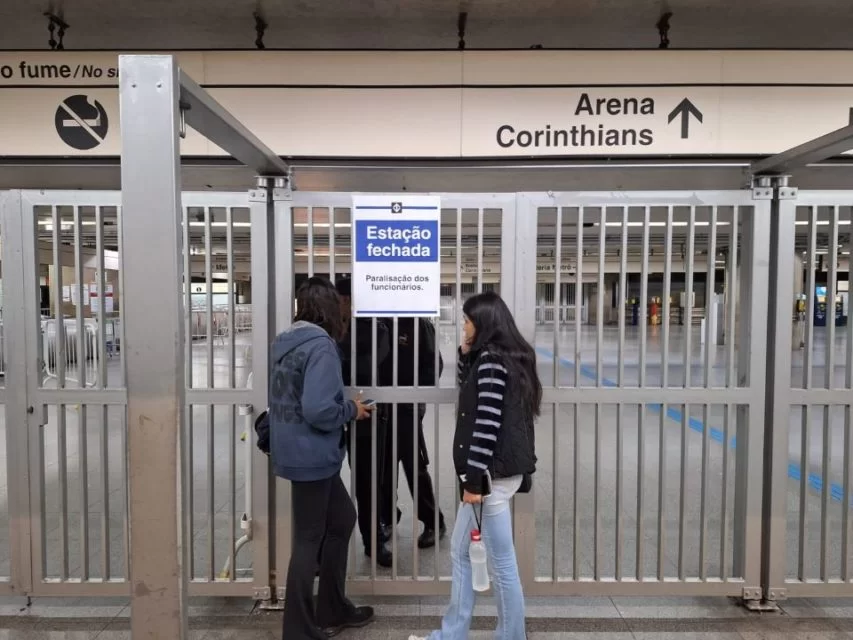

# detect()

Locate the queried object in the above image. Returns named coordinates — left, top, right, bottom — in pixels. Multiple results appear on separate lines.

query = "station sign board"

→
left=2, top=50, right=853, bottom=158
left=351, top=195, right=441, bottom=317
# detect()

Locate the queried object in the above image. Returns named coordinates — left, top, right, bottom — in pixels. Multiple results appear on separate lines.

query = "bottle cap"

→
left=470, top=529, right=481, bottom=542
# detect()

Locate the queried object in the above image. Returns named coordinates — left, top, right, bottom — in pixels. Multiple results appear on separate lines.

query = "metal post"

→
left=119, top=55, right=188, bottom=638
left=273, top=177, right=294, bottom=604
left=758, top=175, right=798, bottom=606
left=248, top=177, right=276, bottom=604
left=508, top=194, right=537, bottom=583
left=0, top=190, right=34, bottom=594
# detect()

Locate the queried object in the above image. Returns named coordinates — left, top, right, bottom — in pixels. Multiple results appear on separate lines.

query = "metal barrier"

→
left=763, top=191, right=853, bottom=602
left=0, top=187, right=850, bottom=605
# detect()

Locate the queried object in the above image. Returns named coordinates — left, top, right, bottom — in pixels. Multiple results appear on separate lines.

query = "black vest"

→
left=453, top=351, right=537, bottom=481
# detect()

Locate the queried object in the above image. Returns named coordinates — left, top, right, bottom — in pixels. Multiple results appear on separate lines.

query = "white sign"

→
left=351, top=195, right=441, bottom=317
left=3, top=51, right=853, bottom=158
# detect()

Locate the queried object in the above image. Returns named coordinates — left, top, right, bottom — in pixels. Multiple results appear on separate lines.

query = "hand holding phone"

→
left=354, top=391, right=375, bottom=420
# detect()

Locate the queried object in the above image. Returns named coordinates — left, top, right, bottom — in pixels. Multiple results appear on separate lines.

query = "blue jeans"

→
left=428, top=475, right=525, bottom=640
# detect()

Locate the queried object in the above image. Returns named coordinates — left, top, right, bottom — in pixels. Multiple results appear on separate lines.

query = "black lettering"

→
left=639, top=129, right=654, bottom=146
left=107, top=68, right=118, bottom=78
left=597, top=124, right=606, bottom=146
left=59, top=65, right=71, bottom=79
left=641, top=98, right=654, bottom=115
left=605, top=129, right=621, bottom=146
left=621, top=128, right=637, bottom=145
left=623, top=97, right=638, bottom=114
left=607, top=98, right=621, bottom=115
left=496, top=125, right=515, bottom=148
left=516, top=130, right=532, bottom=148
left=553, top=128, right=569, bottom=147
left=534, top=129, right=545, bottom=146
left=0, top=65, right=12, bottom=79
left=575, top=92, right=593, bottom=116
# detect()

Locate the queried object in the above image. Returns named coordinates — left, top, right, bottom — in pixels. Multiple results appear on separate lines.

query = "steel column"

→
left=118, top=55, right=188, bottom=638
left=508, top=194, right=538, bottom=584
left=272, top=180, right=294, bottom=603
left=758, top=177, right=798, bottom=604
left=0, top=191, right=34, bottom=594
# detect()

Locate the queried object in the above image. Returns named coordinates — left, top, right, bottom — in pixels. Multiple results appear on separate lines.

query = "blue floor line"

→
left=536, top=347, right=848, bottom=504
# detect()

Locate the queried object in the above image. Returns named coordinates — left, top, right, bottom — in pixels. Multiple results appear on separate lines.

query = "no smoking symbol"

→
left=55, top=95, right=109, bottom=151
left=391, top=202, right=403, bottom=214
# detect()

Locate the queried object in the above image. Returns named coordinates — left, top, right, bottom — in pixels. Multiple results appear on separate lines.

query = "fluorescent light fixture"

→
left=598, top=221, right=731, bottom=228
left=795, top=220, right=852, bottom=227
left=188, top=221, right=251, bottom=228
left=293, top=222, right=351, bottom=229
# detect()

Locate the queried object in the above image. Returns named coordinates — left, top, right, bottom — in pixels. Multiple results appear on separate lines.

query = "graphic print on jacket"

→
left=268, top=321, right=357, bottom=482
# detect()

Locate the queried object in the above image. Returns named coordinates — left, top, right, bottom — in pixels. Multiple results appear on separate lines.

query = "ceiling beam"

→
left=178, top=70, right=289, bottom=177
left=750, top=108, right=853, bottom=176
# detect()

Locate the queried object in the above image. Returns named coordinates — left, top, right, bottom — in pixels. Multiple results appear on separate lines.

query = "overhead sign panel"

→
left=2, top=50, right=853, bottom=158
left=351, top=195, right=441, bottom=317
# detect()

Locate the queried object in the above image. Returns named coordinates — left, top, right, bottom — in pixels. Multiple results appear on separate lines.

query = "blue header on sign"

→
left=355, top=220, right=439, bottom=263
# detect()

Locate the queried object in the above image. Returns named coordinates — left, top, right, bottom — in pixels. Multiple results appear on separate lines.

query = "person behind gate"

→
left=381, top=316, right=447, bottom=551
left=335, top=277, right=397, bottom=568
left=411, top=291, right=540, bottom=640
left=268, top=276, right=375, bottom=640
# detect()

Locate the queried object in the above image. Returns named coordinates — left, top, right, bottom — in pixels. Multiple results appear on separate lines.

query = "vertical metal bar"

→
left=573, top=207, right=583, bottom=581
left=726, top=207, right=740, bottom=388
left=658, top=205, right=674, bottom=580
left=412, top=318, right=420, bottom=579
left=184, top=208, right=193, bottom=389
left=58, top=404, right=69, bottom=580
left=575, top=208, right=584, bottom=386
left=1, top=190, right=35, bottom=594
left=205, top=208, right=213, bottom=389
left=799, top=207, right=817, bottom=579
left=704, top=207, right=718, bottom=387
left=684, top=207, right=696, bottom=388
left=433, top=315, right=441, bottom=582
left=573, top=402, right=580, bottom=580
left=226, top=208, right=237, bottom=582
left=307, top=207, right=315, bottom=277
left=844, top=208, right=853, bottom=583
left=597, top=208, right=606, bottom=386
left=391, top=317, right=399, bottom=579
left=95, top=207, right=111, bottom=579
left=73, top=206, right=90, bottom=579
left=615, top=207, right=627, bottom=582
left=820, top=206, right=840, bottom=581
left=594, top=403, right=601, bottom=580
left=552, top=207, right=562, bottom=580
left=52, top=205, right=66, bottom=388
left=119, top=55, right=188, bottom=637
left=370, top=318, right=378, bottom=580
left=699, top=402, right=710, bottom=580
left=721, top=402, right=733, bottom=579
left=477, top=208, right=484, bottom=293
left=329, top=208, right=336, bottom=279
left=637, top=205, right=650, bottom=580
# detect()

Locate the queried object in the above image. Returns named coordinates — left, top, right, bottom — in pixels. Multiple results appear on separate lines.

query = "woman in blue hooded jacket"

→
left=269, top=277, right=374, bottom=640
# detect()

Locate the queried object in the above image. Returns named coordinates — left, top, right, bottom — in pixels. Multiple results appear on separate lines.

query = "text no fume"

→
left=496, top=93, right=656, bottom=150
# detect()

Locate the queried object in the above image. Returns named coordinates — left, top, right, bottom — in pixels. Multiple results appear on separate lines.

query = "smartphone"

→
left=362, top=398, right=377, bottom=408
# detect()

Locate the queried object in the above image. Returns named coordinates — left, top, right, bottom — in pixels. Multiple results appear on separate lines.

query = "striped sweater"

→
left=457, top=349, right=508, bottom=491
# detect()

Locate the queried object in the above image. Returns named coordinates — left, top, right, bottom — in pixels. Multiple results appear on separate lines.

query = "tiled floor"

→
left=0, top=596, right=853, bottom=639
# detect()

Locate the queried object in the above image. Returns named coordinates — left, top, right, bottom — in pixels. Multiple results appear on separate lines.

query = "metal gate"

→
left=0, top=186, right=849, bottom=602
left=762, top=190, right=853, bottom=602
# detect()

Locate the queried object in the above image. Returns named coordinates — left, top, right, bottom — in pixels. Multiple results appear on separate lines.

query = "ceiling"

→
left=1, top=0, right=853, bottom=50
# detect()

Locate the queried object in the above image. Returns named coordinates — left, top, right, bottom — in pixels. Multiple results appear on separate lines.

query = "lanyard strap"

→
left=473, top=501, right=484, bottom=533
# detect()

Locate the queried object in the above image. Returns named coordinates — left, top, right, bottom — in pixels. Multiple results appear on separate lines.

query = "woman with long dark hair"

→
left=411, top=291, right=541, bottom=640
left=269, top=276, right=374, bottom=639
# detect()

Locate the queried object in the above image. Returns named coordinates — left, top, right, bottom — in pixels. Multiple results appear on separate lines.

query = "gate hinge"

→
left=741, top=586, right=762, bottom=602
left=766, top=586, right=787, bottom=602
left=253, top=586, right=271, bottom=601
left=751, top=175, right=798, bottom=201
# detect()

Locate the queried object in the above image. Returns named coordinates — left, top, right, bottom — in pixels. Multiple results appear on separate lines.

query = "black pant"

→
left=385, top=403, right=444, bottom=529
left=346, top=416, right=394, bottom=549
left=282, top=474, right=357, bottom=640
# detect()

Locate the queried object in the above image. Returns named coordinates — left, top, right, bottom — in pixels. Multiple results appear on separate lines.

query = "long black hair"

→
left=294, top=276, right=346, bottom=341
left=462, top=291, right=542, bottom=416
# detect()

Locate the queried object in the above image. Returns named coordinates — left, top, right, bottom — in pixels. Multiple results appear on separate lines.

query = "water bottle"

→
left=470, top=530, right=489, bottom=592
